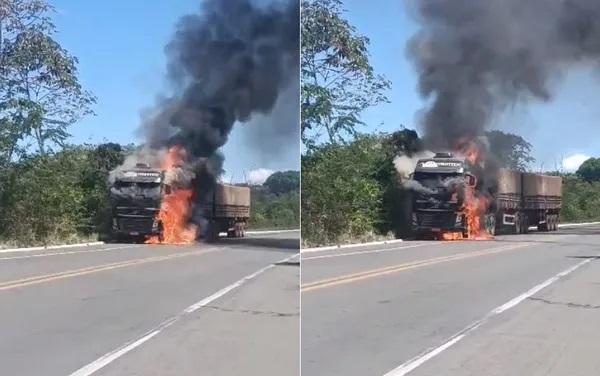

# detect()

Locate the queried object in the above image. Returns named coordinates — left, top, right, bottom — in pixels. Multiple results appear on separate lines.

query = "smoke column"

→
left=407, top=0, right=600, bottom=151
left=140, top=0, right=299, bottom=163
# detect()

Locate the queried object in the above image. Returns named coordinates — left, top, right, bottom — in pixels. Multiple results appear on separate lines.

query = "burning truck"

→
left=109, top=162, right=250, bottom=243
left=409, top=152, right=562, bottom=240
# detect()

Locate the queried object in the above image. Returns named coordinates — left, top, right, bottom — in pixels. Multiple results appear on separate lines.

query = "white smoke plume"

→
left=247, top=168, right=274, bottom=185
left=393, top=151, right=434, bottom=180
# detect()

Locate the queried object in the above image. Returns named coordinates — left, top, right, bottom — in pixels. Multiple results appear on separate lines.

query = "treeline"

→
left=249, top=171, right=300, bottom=230
left=301, top=130, right=600, bottom=247
left=0, top=144, right=126, bottom=246
left=302, top=130, right=417, bottom=247
left=0, top=144, right=299, bottom=247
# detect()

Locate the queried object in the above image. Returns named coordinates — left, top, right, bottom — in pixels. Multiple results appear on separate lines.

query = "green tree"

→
left=576, top=157, right=600, bottom=182
left=0, top=0, right=95, bottom=163
left=264, top=170, right=299, bottom=195
left=485, top=130, right=535, bottom=171
left=301, top=0, right=390, bottom=147
left=302, top=134, right=388, bottom=245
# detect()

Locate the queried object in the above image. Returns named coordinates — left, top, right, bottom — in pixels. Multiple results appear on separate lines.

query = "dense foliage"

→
left=0, top=0, right=96, bottom=164
left=485, top=130, right=535, bottom=171
left=264, top=170, right=300, bottom=195
left=301, top=0, right=390, bottom=147
left=250, top=186, right=299, bottom=230
left=0, top=144, right=124, bottom=246
left=576, top=157, right=600, bottom=182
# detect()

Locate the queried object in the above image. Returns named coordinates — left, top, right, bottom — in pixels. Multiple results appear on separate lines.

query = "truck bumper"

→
left=112, top=217, right=161, bottom=236
left=412, top=212, right=466, bottom=233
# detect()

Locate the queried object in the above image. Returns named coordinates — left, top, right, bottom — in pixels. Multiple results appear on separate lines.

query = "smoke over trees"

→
left=140, top=0, right=299, bottom=166
left=407, top=0, right=600, bottom=152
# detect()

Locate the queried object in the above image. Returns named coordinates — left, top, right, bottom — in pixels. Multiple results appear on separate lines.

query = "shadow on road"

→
left=217, top=236, right=300, bottom=251
left=567, top=255, right=600, bottom=260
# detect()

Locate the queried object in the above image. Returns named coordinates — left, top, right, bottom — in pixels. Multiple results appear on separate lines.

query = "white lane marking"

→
left=302, top=243, right=431, bottom=260
left=383, top=256, right=594, bottom=376
left=68, top=252, right=299, bottom=376
left=0, top=241, right=105, bottom=254
left=0, top=245, right=139, bottom=261
left=302, top=239, right=404, bottom=253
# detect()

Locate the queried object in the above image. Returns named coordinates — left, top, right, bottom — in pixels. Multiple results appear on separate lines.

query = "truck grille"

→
left=416, top=212, right=456, bottom=228
left=118, top=218, right=155, bottom=233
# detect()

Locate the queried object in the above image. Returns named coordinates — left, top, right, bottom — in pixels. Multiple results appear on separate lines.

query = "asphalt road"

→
left=301, top=225, right=600, bottom=376
left=0, top=231, right=299, bottom=376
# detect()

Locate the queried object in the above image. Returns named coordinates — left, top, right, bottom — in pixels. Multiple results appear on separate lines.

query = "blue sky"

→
left=52, top=0, right=299, bottom=182
left=343, top=0, right=600, bottom=172
left=52, top=0, right=600, bottom=176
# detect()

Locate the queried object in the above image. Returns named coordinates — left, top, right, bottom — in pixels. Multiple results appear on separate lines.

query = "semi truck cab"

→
left=109, top=164, right=164, bottom=241
left=410, top=153, right=477, bottom=239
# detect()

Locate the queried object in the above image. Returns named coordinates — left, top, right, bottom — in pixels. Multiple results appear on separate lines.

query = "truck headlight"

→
left=455, top=214, right=463, bottom=224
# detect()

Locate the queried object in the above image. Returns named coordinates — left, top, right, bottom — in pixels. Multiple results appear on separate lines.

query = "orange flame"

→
left=456, top=139, right=484, bottom=167
left=463, top=186, right=492, bottom=240
left=146, top=146, right=198, bottom=245
left=441, top=232, right=463, bottom=241
left=439, top=140, right=493, bottom=241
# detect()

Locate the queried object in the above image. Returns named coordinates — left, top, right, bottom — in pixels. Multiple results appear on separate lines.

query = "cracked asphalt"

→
left=0, top=231, right=299, bottom=376
left=302, top=224, right=600, bottom=376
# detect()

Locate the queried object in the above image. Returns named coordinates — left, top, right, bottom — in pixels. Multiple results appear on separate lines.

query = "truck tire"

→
left=484, top=214, right=496, bottom=236
left=521, top=215, right=529, bottom=234
left=514, top=214, right=522, bottom=235
left=538, top=214, right=549, bottom=232
left=551, top=215, right=558, bottom=231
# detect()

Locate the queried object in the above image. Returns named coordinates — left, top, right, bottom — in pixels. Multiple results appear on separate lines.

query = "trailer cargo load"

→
left=204, top=184, right=251, bottom=241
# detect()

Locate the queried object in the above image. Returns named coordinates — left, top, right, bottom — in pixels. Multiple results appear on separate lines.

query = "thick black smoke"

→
left=135, top=0, right=298, bottom=234
left=141, top=0, right=299, bottom=160
left=407, top=0, right=600, bottom=151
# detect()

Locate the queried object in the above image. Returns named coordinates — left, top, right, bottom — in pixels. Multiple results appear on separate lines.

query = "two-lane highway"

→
left=301, top=225, right=600, bottom=376
left=0, top=231, right=299, bottom=376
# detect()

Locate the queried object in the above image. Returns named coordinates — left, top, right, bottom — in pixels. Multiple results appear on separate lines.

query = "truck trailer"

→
left=203, top=184, right=251, bottom=241
left=109, top=164, right=250, bottom=242
left=410, top=153, right=562, bottom=238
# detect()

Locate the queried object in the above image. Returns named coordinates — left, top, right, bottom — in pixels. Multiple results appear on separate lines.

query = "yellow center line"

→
left=301, top=243, right=531, bottom=292
left=0, top=248, right=219, bottom=291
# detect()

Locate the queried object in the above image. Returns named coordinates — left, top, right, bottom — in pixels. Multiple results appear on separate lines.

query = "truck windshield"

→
left=111, top=181, right=160, bottom=196
left=413, top=172, right=462, bottom=189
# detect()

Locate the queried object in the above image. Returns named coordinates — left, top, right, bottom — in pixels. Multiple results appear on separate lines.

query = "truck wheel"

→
left=227, top=229, right=235, bottom=238
left=552, top=215, right=558, bottom=231
left=484, top=214, right=496, bottom=236
left=521, top=215, right=529, bottom=234
left=514, top=214, right=522, bottom=235
left=538, top=214, right=549, bottom=232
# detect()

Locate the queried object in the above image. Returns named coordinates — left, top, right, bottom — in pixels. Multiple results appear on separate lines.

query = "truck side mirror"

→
left=465, top=173, right=477, bottom=187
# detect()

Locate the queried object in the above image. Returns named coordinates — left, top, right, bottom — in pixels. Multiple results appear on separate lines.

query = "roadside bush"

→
left=249, top=186, right=299, bottom=229
left=0, top=144, right=125, bottom=246
left=301, top=135, right=388, bottom=246
left=561, top=176, right=600, bottom=223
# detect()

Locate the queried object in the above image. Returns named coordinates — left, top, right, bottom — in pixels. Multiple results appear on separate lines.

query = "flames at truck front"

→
left=145, top=146, right=198, bottom=245
left=439, top=140, right=492, bottom=241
